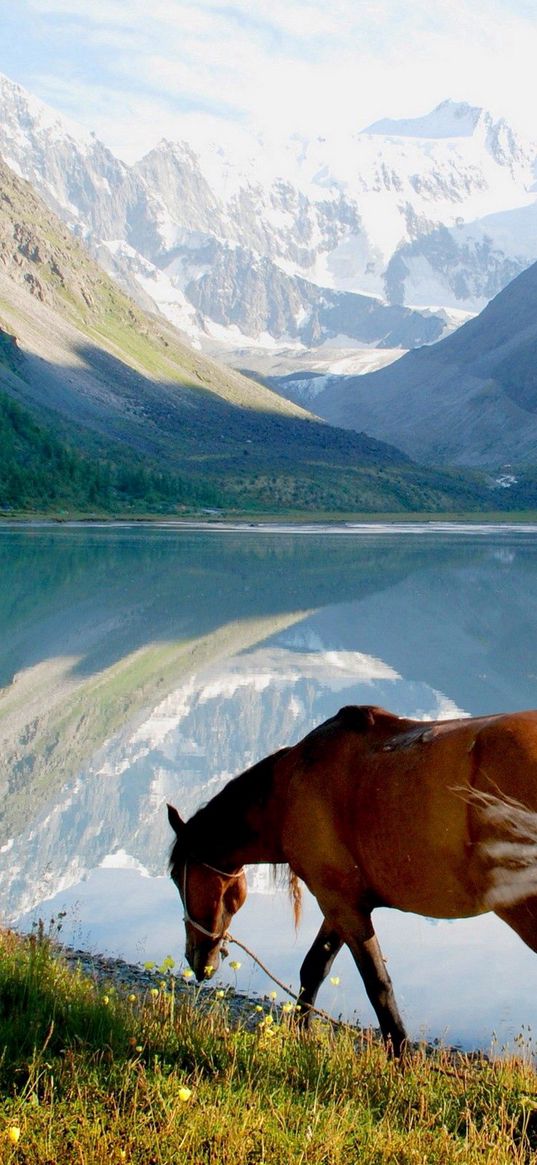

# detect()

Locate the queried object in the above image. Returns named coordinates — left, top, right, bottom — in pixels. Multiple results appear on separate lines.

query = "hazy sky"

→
left=1, top=0, right=535, bottom=161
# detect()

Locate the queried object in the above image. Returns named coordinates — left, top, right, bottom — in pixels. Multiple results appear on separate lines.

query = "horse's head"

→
left=167, top=803, right=248, bottom=980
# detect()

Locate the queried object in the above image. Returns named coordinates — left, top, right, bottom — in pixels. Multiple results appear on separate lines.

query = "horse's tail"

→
left=467, top=787, right=537, bottom=908
left=271, top=865, right=303, bottom=928
left=288, top=870, right=302, bottom=928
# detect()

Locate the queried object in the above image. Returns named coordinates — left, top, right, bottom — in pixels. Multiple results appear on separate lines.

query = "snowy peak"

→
left=363, top=99, right=484, bottom=140
left=361, top=99, right=534, bottom=175
left=364, top=99, right=489, bottom=140
left=135, top=138, right=223, bottom=246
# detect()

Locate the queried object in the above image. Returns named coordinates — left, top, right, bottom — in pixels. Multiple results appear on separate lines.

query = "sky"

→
left=0, top=0, right=536, bottom=163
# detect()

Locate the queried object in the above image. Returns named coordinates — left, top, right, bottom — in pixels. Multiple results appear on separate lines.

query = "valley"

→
left=1, top=73, right=537, bottom=517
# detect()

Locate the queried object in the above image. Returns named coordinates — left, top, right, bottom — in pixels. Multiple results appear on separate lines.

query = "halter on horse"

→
left=168, top=704, right=537, bottom=1056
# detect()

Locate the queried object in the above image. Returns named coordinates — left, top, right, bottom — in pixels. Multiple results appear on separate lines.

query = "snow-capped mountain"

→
left=1, top=73, right=536, bottom=361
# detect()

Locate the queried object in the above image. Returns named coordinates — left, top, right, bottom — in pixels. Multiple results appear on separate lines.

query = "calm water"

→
left=2, top=521, right=537, bottom=1050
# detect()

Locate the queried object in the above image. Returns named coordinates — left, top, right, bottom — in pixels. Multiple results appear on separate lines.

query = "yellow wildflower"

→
left=182, top=968, right=194, bottom=980
left=128, top=993, right=136, bottom=1003
left=102, top=995, right=110, bottom=1006
left=282, top=1002, right=293, bottom=1013
left=229, top=960, right=241, bottom=971
left=7, top=1127, right=21, bottom=1144
left=269, top=991, right=277, bottom=1000
left=150, top=988, right=159, bottom=997
left=330, top=976, right=340, bottom=986
left=178, top=1086, right=192, bottom=1102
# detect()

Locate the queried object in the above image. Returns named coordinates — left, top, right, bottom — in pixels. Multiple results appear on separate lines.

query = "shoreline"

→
left=55, top=942, right=482, bottom=1056
left=58, top=941, right=277, bottom=1028
left=2, top=514, right=537, bottom=534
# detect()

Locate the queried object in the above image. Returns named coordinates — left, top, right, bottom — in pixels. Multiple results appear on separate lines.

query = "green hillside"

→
left=0, top=368, right=492, bottom=516
left=0, top=381, right=224, bottom=514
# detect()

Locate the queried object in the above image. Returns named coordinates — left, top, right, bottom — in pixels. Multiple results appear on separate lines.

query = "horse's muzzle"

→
left=187, top=939, right=221, bottom=982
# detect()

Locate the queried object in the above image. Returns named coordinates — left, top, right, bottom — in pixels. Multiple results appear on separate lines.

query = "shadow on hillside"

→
left=14, top=339, right=408, bottom=470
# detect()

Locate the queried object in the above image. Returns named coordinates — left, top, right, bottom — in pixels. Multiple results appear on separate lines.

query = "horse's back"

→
left=280, top=705, right=537, bottom=920
left=280, top=705, right=475, bottom=915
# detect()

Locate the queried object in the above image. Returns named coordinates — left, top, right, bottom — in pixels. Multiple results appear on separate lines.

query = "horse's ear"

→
left=167, top=803, right=184, bottom=835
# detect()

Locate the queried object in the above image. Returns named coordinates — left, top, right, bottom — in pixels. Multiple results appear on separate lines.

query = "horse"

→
left=167, top=704, right=537, bottom=1056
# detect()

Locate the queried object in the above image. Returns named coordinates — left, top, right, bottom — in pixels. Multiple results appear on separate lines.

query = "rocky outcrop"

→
left=181, top=240, right=445, bottom=347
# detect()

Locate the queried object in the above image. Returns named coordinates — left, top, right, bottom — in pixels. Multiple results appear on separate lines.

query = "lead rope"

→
left=181, top=860, right=351, bottom=1031
left=223, top=934, right=452, bottom=1068
left=223, top=930, right=351, bottom=1030
left=223, top=935, right=463, bottom=1067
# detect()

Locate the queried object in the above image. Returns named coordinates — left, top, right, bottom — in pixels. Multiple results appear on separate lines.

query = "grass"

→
left=2, top=929, right=537, bottom=1163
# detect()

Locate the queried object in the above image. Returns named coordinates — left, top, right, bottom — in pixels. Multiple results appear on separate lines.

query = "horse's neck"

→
left=188, top=749, right=288, bottom=867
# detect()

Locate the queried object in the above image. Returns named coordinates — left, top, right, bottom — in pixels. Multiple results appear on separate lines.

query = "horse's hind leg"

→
left=496, top=898, right=537, bottom=954
left=296, top=920, right=343, bottom=1028
left=346, top=911, right=408, bottom=1058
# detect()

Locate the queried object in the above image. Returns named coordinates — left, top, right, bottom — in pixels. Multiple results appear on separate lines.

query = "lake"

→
left=2, top=520, right=537, bottom=1052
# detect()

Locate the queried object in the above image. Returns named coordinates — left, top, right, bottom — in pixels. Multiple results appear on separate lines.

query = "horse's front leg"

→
left=346, top=910, right=408, bottom=1058
left=296, top=919, right=343, bottom=1028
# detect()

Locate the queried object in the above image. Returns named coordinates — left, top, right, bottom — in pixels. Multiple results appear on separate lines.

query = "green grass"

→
left=2, top=928, right=537, bottom=1164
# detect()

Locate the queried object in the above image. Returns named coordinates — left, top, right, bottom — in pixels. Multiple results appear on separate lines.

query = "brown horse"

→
left=168, top=704, right=537, bottom=1055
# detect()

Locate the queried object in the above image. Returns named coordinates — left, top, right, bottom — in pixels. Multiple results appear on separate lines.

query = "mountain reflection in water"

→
left=2, top=523, right=537, bottom=1050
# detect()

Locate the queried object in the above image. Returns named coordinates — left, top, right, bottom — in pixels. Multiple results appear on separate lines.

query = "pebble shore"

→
left=56, top=945, right=478, bottom=1057
left=59, top=944, right=278, bottom=1026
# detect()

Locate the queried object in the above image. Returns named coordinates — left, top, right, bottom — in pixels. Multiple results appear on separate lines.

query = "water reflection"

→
left=2, top=524, right=537, bottom=1049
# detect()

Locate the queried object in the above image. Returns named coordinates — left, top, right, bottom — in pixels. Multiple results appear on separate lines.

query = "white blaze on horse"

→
left=168, top=705, right=537, bottom=1056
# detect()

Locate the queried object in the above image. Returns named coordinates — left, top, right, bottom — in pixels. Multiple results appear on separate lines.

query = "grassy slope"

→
left=1, top=927, right=537, bottom=1164
left=0, top=351, right=494, bottom=516
left=0, top=159, right=310, bottom=420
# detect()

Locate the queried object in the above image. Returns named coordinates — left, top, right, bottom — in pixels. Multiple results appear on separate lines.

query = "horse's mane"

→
left=171, top=746, right=302, bottom=926
left=182, top=746, right=287, bottom=853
